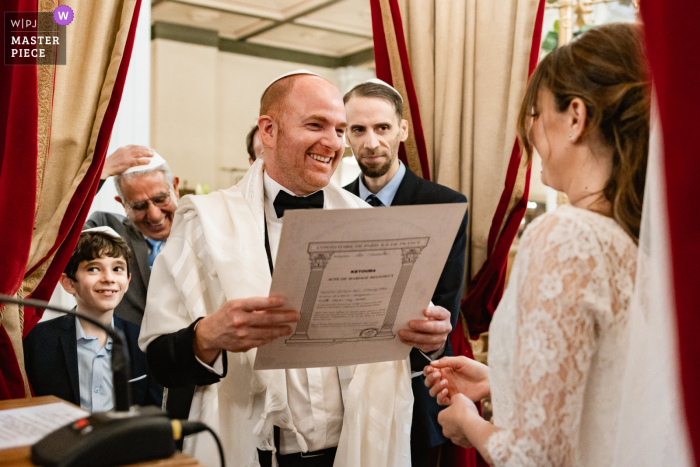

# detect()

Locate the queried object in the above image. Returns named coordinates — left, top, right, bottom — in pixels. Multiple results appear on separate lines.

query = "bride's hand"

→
left=424, top=356, right=490, bottom=405
left=437, top=394, right=479, bottom=448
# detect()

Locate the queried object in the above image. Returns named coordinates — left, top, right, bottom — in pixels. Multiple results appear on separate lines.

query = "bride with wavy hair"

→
left=424, top=22, right=650, bottom=467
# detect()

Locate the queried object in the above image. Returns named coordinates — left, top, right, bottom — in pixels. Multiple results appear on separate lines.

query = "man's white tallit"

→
left=139, top=158, right=413, bottom=467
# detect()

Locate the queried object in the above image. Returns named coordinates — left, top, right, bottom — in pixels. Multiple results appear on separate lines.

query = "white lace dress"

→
left=486, top=205, right=638, bottom=467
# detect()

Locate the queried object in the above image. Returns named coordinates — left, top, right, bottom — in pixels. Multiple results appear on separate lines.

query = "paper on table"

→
left=0, top=402, right=89, bottom=450
left=254, top=203, right=467, bottom=370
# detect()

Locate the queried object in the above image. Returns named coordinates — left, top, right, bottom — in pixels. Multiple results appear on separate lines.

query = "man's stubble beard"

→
left=358, top=154, right=394, bottom=178
left=356, top=131, right=401, bottom=179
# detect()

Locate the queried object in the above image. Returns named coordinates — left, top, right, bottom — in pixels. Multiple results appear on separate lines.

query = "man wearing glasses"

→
left=86, top=147, right=180, bottom=327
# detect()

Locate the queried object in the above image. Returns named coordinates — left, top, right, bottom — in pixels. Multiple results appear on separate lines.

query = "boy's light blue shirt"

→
left=358, top=160, right=406, bottom=207
left=75, top=317, right=114, bottom=412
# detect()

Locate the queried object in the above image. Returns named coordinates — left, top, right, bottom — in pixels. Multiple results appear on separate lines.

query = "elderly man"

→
left=86, top=146, right=179, bottom=326
left=139, top=71, right=453, bottom=467
left=343, top=79, right=469, bottom=467
left=246, top=124, right=264, bottom=165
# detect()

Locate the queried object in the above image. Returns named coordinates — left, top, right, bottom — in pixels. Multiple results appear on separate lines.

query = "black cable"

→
left=202, top=425, right=225, bottom=467
left=179, top=421, right=226, bottom=467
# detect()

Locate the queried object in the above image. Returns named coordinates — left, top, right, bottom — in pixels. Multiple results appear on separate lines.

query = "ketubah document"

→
left=254, top=203, right=467, bottom=370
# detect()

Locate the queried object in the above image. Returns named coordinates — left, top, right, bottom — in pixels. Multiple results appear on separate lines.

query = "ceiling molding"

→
left=341, top=47, right=374, bottom=66
left=151, top=21, right=219, bottom=47
left=171, top=0, right=332, bottom=21
left=152, top=20, right=373, bottom=68
left=237, top=0, right=343, bottom=40
left=246, top=23, right=373, bottom=57
left=294, top=0, right=373, bottom=37
left=289, top=20, right=371, bottom=39
left=156, top=0, right=359, bottom=44
left=219, top=37, right=343, bottom=67
left=163, top=0, right=271, bottom=21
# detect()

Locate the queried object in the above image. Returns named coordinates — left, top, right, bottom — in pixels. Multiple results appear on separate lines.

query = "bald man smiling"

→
left=139, top=72, right=453, bottom=467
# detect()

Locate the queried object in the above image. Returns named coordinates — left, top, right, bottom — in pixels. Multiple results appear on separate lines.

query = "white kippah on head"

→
left=363, top=78, right=403, bottom=102
left=122, top=151, right=167, bottom=175
left=81, top=226, right=123, bottom=240
left=261, top=69, right=322, bottom=101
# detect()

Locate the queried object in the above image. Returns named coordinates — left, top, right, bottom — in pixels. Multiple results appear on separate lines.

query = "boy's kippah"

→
left=82, top=226, right=122, bottom=239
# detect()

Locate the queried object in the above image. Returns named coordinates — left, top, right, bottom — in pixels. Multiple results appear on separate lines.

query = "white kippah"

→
left=261, top=69, right=322, bottom=102
left=122, top=151, right=167, bottom=175
left=363, top=78, right=403, bottom=102
left=81, top=226, right=122, bottom=240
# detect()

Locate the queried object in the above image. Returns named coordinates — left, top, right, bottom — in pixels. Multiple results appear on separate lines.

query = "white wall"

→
left=151, top=39, right=218, bottom=193
left=151, top=39, right=375, bottom=191
left=92, top=0, right=151, bottom=217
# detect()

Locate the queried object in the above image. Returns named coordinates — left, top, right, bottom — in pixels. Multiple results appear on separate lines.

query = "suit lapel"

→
left=345, top=177, right=361, bottom=197
left=390, top=167, right=420, bottom=206
left=113, top=317, right=134, bottom=378
left=58, top=315, right=80, bottom=404
left=125, top=219, right=151, bottom=287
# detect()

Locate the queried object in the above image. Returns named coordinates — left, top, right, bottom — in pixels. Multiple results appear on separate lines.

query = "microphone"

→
left=0, top=294, right=226, bottom=467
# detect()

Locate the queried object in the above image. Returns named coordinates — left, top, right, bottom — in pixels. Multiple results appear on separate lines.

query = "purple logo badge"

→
left=53, top=5, right=74, bottom=26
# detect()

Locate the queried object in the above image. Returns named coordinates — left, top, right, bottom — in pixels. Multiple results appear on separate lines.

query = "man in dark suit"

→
left=343, top=80, right=469, bottom=467
left=86, top=149, right=180, bottom=326
left=24, top=228, right=162, bottom=410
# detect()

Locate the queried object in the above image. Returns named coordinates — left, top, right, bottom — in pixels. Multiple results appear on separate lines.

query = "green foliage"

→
left=542, top=30, right=559, bottom=52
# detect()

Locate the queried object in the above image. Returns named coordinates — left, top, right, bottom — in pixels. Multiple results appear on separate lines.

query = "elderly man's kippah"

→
left=261, top=69, right=322, bottom=102
left=122, top=151, right=167, bottom=175
left=363, top=78, right=403, bottom=102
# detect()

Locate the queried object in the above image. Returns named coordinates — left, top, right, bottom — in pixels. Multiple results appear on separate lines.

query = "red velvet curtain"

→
left=640, top=2, right=700, bottom=465
left=370, top=0, right=431, bottom=181
left=0, top=0, right=142, bottom=399
left=0, top=0, right=40, bottom=400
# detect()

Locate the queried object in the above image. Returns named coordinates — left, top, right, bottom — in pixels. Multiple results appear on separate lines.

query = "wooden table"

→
left=0, top=396, right=202, bottom=467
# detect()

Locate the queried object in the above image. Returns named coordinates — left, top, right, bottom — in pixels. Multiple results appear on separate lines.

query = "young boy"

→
left=24, top=227, right=162, bottom=411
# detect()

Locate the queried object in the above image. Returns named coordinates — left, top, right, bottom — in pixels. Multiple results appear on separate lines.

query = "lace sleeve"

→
left=486, top=213, right=606, bottom=467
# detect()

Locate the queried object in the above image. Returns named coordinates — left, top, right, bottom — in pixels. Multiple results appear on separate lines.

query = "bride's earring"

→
left=568, top=134, right=574, bottom=141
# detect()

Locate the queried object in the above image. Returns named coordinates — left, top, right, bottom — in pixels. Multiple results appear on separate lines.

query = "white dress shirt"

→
left=198, top=173, right=344, bottom=455
left=263, top=173, right=344, bottom=454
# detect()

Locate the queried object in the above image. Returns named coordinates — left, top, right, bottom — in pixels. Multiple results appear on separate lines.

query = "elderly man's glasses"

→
left=127, top=189, right=172, bottom=212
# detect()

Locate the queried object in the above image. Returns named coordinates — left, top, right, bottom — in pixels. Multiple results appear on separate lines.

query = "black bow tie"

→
left=273, top=190, right=324, bottom=218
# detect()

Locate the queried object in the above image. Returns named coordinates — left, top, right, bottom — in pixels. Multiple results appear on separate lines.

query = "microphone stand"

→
left=0, top=293, right=131, bottom=411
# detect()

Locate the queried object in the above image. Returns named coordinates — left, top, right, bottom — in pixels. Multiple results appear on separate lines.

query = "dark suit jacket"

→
left=85, top=212, right=151, bottom=326
left=147, top=319, right=228, bottom=420
left=23, top=314, right=162, bottom=408
left=344, top=168, right=469, bottom=455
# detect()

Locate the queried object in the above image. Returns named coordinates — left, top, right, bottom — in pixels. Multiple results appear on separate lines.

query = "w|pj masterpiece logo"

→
left=4, top=6, right=71, bottom=66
